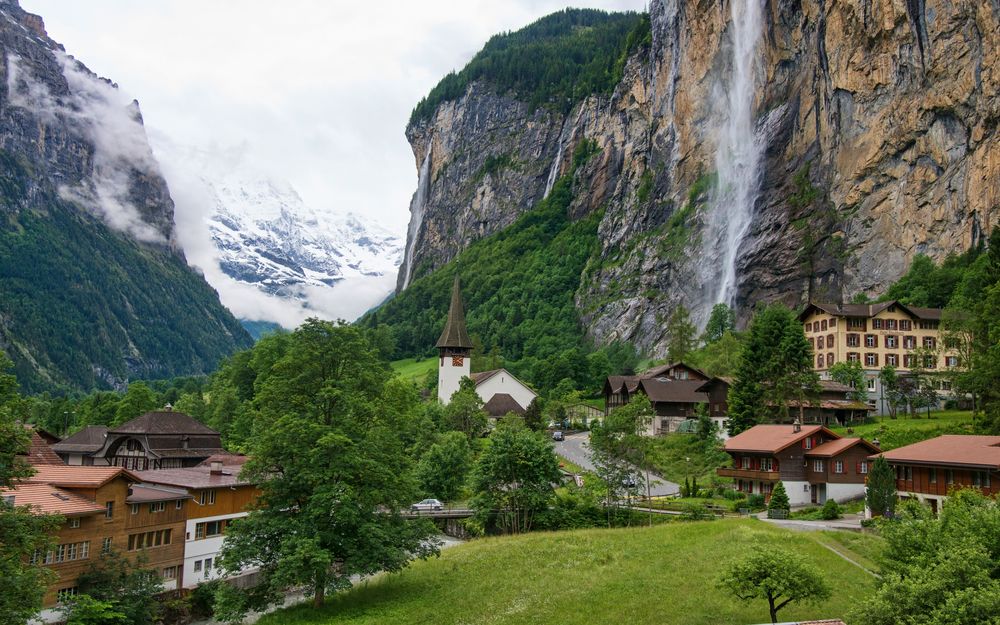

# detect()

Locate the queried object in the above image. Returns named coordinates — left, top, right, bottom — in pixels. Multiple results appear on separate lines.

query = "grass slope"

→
left=391, top=357, right=437, bottom=385
left=260, top=520, right=877, bottom=625
left=829, top=410, right=974, bottom=451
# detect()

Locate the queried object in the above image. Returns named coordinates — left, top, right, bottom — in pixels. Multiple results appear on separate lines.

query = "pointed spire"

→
left=436, top=276, right=473, bottom=349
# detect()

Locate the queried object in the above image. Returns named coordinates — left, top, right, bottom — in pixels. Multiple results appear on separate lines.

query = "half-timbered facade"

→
left=87, top=407, right=225, bottom=470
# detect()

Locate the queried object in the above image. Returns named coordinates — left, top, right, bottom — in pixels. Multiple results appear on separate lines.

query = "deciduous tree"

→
left=416, top=431, right=472, bottom=501
left=718, top=543, right=831, bottom=624
left=702, top=303, right=736, bottom=344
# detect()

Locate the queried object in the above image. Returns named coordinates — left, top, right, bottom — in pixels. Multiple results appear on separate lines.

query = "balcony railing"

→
left=717, top=467, right=780, bottom=481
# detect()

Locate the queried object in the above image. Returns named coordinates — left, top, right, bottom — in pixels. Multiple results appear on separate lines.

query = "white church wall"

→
left=475, top=371, right=536, bottom=410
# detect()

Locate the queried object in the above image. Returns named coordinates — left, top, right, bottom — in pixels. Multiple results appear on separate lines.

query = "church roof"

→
left=436, top=276, right=473, bottom=349
left=482, top=393, right=527, bottom=417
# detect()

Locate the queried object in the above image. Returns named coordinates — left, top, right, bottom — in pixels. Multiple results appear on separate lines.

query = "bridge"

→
left=400, top=507, right=474, bottom=520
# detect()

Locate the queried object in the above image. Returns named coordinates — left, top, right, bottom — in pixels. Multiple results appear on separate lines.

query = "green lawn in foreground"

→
left=829, top=410, right=974, bottom=451
left=390, top=357, right=437, bottom=384
left=258, top=520, right=878, bottom=625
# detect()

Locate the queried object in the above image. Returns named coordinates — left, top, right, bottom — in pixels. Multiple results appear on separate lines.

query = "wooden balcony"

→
left=717, top=467, right=781, bottom=481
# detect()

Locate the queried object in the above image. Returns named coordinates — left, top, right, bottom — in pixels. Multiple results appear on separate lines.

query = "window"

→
left=904, top=336, right=916, bottom=349
left=199, top=490, right=217, bottom=506
left=947, top=469, right=954, bottom=484
left=867, top=377, right=876, bottom=390
left=946, top=356, right=960, bottom=367
left=886, top=319, right=897, bottom=330
left=925, top=355, right=937, bottom=369
left=805, top=322, right=813, bottom=332
left=813, top=460, right=825, bottom=472
left=131, top=504, right=139, bottom=515
left=808, top=337, right=815, bottom=349
left=69, top=517, right=81, bottom=529
left=204, top=558, right=213, bottom=572
left=827, top=334, right=835, bottom=346
left=904, top=466, right=913, bottom=481
left=859, top=461, right=869, bottom=475
left=903, top=354, right=915, bottom=368
left=194, top=560, right=202, bottom=572
left=923, top=336, right=936, bottom=349
left=149, top=502, right=165, bottom=513
left=885, top=335, right=898, bottom=348
left=847, top=333, right=860, bottom=347
left=847, top=352, right=860, bottom=363
left=865, top=334, right=877, bottom=348
left=102, top=537, right=113, bottom=553
left=834, top=460, right=844, bottom=473
left=195, top=520, right=225, bottom=540
left=163, top=566, right=178, bottom=580
left=830, top=318, right=837, bottom=327
left=176, top=499, right=184, bottom=510
left=128, top=530, right=171, bottom=551
left=827, top=352, right=835, bottom=365
left=105, top=501, right=114, bottom=519
left=817, top=354, right=825, bottom=368
left=50, top=541, right=89, bottom=564
left=873, top=318, right=884, bottom=329
left=821, top=320, right=828, bottom=331
left=760, top=458, right=773, bottom=472
left=817, top=336, right=825, bottom=349
left=866, top=353, right=878, bottom=367
left=848, top=318, right=866, bottom=330
left=972, top=472, right=991, bottom=488
left=57, top=587, right=78, bottom=603
left=804, top=438, right=813, bottom=450
left=886, top=354, right=898, bottom=367
left=929, top=468, right=937, bottom=483
left=900, top=319, right=912, bottom=331
left=741, top=456, right=750, bottom=469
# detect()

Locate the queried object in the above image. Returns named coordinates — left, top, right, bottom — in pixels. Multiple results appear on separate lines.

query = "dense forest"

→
left=0, top=149, right=253, bottom=393
left=410, top=9, right=649, bottom=123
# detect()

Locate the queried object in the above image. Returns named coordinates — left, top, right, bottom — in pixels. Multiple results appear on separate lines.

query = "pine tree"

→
left=866, top=455, right=897, bottom=518
left=702, top=303, right=736, bottom=344
left=666, top=305, right=697, bottom=362
left=767, top=481, right=790, bottom=519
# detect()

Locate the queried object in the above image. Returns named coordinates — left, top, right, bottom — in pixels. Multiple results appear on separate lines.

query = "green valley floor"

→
left=258, top=519, right=880, bottom=625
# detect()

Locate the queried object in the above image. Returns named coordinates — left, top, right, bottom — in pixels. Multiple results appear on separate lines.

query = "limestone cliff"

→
left=397, top=0, right=998, bottom=356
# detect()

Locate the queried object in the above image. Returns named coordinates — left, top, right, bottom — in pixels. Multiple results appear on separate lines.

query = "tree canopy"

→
left=718, top=543, right=831, bottom=624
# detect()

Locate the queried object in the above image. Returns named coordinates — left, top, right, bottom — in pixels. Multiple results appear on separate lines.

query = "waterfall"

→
left=401, top=148, right=432, bottom=290
left=703, top=0, right=765, bottom=308
left=543, top=140, right=564, bottom=198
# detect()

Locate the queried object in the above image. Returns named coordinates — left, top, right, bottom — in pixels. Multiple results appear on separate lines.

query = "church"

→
left=436, top=277, right=537, bottom=419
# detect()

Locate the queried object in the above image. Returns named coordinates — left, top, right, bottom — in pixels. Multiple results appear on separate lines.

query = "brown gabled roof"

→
left=876, top=435, right=1000, bottom=470
left=636, top=379, right=708, bottom=404
left=605, top=375, right=642, bottom=394
left=694, top=377, right=733, bottom=393
left=436, top=276, right=473, bottom=349
left=471, top=369, right=501, bottom=385
left=800, top=301, right=943, bottom=322
left=725, top=425, right=837, bottom=453
left=52, top=426, right=109, bottom=454
left=818, top=380, right=853, bottom=393
left=135, top=465, right=253, bottom=489
left=806, top=437, right=880, bottom=458
left=197, top=452, right=250, bottom=467
left=1, top=483, right=105, bottom=516
left=111, top=410, right=218, bottom=436
left=641, top=362, right=709, bottom=380
left=482, top=393, right=526, bottom=417
left=25, top=427, right=64, bottom=466
left=25, top=465, right=140, bottom=488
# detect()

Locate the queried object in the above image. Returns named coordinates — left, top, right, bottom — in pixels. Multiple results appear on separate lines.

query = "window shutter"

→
left=855, top=462, right=861, bottom=474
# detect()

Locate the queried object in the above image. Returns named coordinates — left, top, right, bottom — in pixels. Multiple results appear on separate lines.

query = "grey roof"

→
left=110, top=410, right=219, bottom=436
left=134, top=465, right=253, bottom=489
left=436, top=276, right=474, bottom=349
left=52, top=426, right=108, bottom=453
left=800, top=301, right=943, bottom=321
left=482, top=393, right=527, bottom=417
left=636, top=379, right=708, bottom=404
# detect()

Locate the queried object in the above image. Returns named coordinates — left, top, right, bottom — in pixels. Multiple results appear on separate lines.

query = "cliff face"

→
left=0, top=0, right=252, bottom=391
left=397, top=0, right=998, bottom=356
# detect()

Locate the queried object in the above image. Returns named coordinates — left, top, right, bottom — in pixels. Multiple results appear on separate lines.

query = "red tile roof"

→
left=877, top=435, right=1000, bottom=470
left=25, top=465, right=139, bottom=488
left=134, top=465, right=253, bottom=489
left=26, top=429, right=65, bottom=466
left=806, top=437, right=880, bottom=458
left=725, top=425, right=835, bottom=453
left=1, top=483, right=105, bottom=516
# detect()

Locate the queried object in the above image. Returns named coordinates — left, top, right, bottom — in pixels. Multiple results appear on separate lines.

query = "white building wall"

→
left=475, top=371, right=536, bottom=410
left=182, top=511, right=249, bottom=588
left=825, top=482, right=867, bottom=503
left=438, top=355, right=470, bottom=404
left=783, top=481, right=812, bottom=506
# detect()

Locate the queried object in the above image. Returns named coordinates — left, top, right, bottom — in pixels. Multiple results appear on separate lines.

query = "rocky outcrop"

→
left=398, top=0, right=998, bottom=357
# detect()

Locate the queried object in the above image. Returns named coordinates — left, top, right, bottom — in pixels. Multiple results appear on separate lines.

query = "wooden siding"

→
left=186, top=485, right=259, bottom=520
left=890, top=464, right=1000, bottom=497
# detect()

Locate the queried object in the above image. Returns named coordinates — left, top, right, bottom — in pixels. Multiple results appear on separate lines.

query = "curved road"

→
left=555, top=432, right=679, bottom=497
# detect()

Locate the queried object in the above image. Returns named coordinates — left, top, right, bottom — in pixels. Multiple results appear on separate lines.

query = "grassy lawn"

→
left=556, top=454, right=586, bottom=475
left=829, top=410, right=975, bottom=451
left=258, top=520, right=878, bottom=625
left=647, top=434, right=730, bottom=484
left=390, top=357, right=437, bottom=385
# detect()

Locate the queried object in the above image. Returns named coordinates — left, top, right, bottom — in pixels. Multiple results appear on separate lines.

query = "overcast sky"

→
left=23, top=0, right=646, bottom=235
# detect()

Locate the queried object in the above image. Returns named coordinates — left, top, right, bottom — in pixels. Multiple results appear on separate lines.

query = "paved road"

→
left=554, top=432, right=680, bottom=497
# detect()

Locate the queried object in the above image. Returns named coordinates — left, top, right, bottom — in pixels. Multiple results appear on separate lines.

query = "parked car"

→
left=410, top=498, right=444, bottom=512
left=622, top=475, right=638, bottom=489
left=552, top=430, right=565, bottom=441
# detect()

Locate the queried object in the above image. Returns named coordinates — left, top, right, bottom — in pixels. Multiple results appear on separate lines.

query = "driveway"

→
left=555, top=432, right=680, bottom=497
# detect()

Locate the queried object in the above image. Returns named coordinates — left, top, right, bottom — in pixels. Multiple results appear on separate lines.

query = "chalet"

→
left=799, top=301, right=963, bottom=414
left=84, top=407, right=225, bottom=470
left=874, top=435, right=1000, bottom=515
left=436, top=277, right=538, bottom=417
left=787, top=380, right=872, bottom=426
left=718, top=423, right=880, bottom=505
left=603, top=362, right=711, bottom=434
left=3, top=465, right=186, bottom=617
left=136, top=454, right=259, bottom=588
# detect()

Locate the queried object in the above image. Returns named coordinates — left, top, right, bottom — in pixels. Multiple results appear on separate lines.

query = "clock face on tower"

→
left=452, top=356, right=464, bottom=366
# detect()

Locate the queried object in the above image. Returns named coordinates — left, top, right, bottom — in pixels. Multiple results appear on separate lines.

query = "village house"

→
left=62, top=407, right=226, bottom=470
left=873, top=435, right=1000, bottom=515
left=437, top=277, right=538, bottom=418
left=799, top=301, right=963, bottom=414
left=135, top=454, right=259, bottom=588
left=603, top=362, right=711, bottom=434
left=718, top=423, right=879, bottom=505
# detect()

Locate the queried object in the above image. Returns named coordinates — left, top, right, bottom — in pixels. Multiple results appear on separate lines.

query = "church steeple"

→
left=436, top=276, right=473, bottom=350
left=437, top=276, right=472, bottom=403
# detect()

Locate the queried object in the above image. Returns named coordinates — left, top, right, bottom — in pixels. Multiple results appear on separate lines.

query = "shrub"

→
left=821, top=499, right=842, bottom=520
left=746, top=494, right=766, bottom=510
left=722, top=489, right=747, bottom=501
left=680, top=502, right=713, bottom=521
left=188, top=580, right=221, bottom=619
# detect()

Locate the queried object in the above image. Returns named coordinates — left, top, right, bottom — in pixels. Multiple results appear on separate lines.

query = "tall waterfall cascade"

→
left=702, top=0, right=766, bottom=309
left=401, top=149, right=433, bottom=290
left=543, top=140, right=565, bottom=198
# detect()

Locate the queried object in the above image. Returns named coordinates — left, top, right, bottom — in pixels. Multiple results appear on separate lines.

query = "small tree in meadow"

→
left=718, top=544, right=831, bottom=624
left=767, top=482, right=790, bottom=519
left=821, top=498, right=841, bottom=520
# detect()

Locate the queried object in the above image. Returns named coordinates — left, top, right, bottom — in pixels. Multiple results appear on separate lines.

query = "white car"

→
left=410, top=498, right=444, bottom=512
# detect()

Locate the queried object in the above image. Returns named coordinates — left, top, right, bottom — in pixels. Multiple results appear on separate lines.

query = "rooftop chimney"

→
left=793, top=418, right=801, bottom=433
left=872, top=438, right=881, bottom=449
left=210, top=461, right=223, bottom=475
left=164, top=403, right=173, bottom=412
